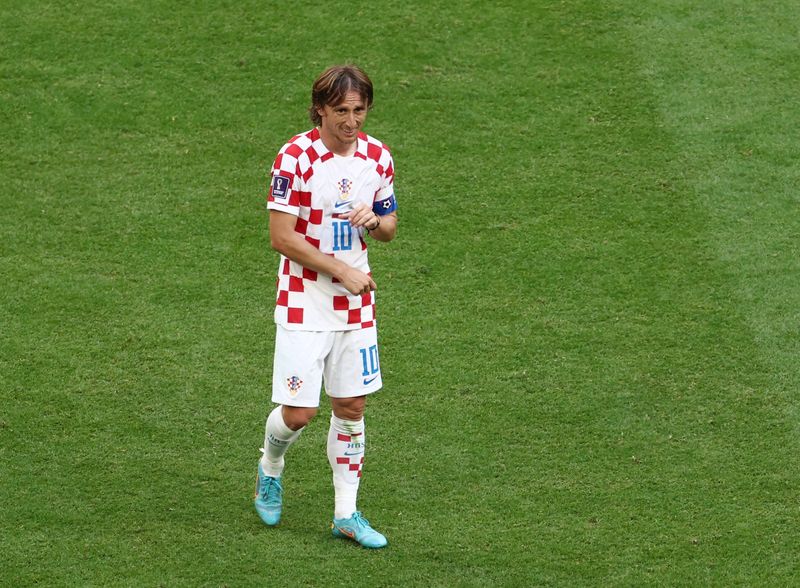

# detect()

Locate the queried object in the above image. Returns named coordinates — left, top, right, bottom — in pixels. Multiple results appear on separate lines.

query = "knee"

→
left=331, top=396, right=366, bottom=421
left=282, top=406, right=317, bottom=430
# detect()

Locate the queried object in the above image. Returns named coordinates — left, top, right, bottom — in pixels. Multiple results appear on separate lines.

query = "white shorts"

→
left=271, top=325, right=383, bottom=408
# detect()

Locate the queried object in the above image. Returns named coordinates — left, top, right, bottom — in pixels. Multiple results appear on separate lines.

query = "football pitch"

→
left=2, top=0, right=799, bottom=585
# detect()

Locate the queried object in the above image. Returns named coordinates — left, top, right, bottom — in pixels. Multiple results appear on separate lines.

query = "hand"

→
left=337, top=265, right=377, bottom=295
left=342, top=203, right=379, bottom=231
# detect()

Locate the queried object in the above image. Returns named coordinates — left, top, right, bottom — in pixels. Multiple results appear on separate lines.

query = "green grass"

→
left=2, top=0, right=799, bottom=585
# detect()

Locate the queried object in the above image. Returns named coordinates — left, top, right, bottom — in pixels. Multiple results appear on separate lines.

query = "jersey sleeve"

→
left=267, top=141, right=304, bottom=216
left=372, top=149, right=397, bottom=216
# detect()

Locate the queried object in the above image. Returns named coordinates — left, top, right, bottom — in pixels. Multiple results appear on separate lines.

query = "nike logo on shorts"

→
left=363, top=375, right=379, bottom=385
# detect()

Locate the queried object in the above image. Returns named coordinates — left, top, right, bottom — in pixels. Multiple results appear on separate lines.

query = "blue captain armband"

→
left=372, top=193, right=397, bottom=215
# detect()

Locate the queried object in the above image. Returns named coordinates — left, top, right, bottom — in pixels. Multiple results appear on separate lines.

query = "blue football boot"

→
left=331, top=511, right=388, bottom=549
left=254, top=464, right=282, bottom=526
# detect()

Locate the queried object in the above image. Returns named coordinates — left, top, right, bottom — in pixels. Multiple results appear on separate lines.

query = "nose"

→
left=346, top=112, right=357, bottom=128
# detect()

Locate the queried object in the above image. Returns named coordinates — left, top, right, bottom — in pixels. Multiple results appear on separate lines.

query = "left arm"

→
left=343, top=205, right=398, bottom=242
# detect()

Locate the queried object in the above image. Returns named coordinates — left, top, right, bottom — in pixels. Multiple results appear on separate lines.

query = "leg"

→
left=260, top=405, right=317, bottom=477
left=328, top=396, right=366, bottom=520
left=261, top=326, right=330, bottom=475
left=256, top=327, right=331, bottom=527
left=282, top=405, right=319, bottom=430
left=330, top=395, right=365, bottom=421
left=327, top=395, right=386, bottom=548
left=256, top=404, right=319, bottom=526
left=324, top=327, right=387, bottom=547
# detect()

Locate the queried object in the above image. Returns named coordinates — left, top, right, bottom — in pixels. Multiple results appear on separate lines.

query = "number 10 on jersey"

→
left=332, top=220, right=353, bottom=251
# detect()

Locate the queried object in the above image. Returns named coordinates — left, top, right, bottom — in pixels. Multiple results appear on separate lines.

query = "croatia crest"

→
left=286, top=375, right=303, bottom=396
left=336, top=178, right=352, bottom=200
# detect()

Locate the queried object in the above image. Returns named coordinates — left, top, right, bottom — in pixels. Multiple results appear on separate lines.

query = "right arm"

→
left=269, top=210, right=376, bottom=295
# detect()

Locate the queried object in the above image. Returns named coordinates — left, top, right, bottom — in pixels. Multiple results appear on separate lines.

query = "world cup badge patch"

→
left=271, top=175, right=291, bottom=200
left=336, top=178, right=353, bottom=200
left=286, top=375, right=303, bottom=397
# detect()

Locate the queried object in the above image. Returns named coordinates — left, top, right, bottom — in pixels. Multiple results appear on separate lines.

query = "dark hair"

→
left=308, top=65, right=374, bottom=126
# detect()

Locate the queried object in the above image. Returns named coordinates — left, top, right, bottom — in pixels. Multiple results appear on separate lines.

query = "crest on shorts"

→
left=336, top=178, right=353, bottom=200
left=286, top=375, right=303, bottom=396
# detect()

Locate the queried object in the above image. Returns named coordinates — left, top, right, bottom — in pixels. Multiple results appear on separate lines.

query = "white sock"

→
left=327, top=415, right=365, bottom=520
left=260, top=406, right=303, bottom=478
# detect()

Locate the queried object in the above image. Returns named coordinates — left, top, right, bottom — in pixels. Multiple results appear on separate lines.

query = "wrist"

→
left=330, top=258, right=351, bottom=282
left=366, top=216, right=381, bottom=233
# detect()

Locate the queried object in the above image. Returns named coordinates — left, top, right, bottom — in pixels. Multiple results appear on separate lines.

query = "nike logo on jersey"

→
left=334, top=200, right=353, bottom=209
left=363, top=375, right=379, bottom=385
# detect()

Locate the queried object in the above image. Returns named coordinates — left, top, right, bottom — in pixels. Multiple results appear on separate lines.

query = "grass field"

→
left=2, top=1, right=799, bottom=585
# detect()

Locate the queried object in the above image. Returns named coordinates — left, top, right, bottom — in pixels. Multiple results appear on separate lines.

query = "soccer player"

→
left=254, top=65, right=398, bottom=549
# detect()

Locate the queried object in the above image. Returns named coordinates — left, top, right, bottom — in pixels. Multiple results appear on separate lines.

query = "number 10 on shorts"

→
left=359, top=345, right=380, bottom=377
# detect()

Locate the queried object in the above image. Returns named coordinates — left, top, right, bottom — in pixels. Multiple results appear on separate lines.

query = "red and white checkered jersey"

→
left=267, top=127, right=396, bottom=331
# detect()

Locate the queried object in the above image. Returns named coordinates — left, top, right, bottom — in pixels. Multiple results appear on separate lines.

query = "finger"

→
left=355, top=214, right=374, bottom=229
left=346, top=205, right=370, bottom=225
left=368, top=277, right=377, bottom=290
left=341, top=210, right=366, bottom=227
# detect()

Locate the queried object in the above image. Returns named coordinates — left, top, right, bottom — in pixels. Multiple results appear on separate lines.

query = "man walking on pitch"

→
left=255, top=65, right=398, bottom=548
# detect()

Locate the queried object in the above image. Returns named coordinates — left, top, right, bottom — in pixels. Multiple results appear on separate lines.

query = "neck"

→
left=319, top=127, right=358, bottom=157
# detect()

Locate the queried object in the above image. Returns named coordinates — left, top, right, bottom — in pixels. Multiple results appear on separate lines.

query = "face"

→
left=317, top=90, right=368, bottom=154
